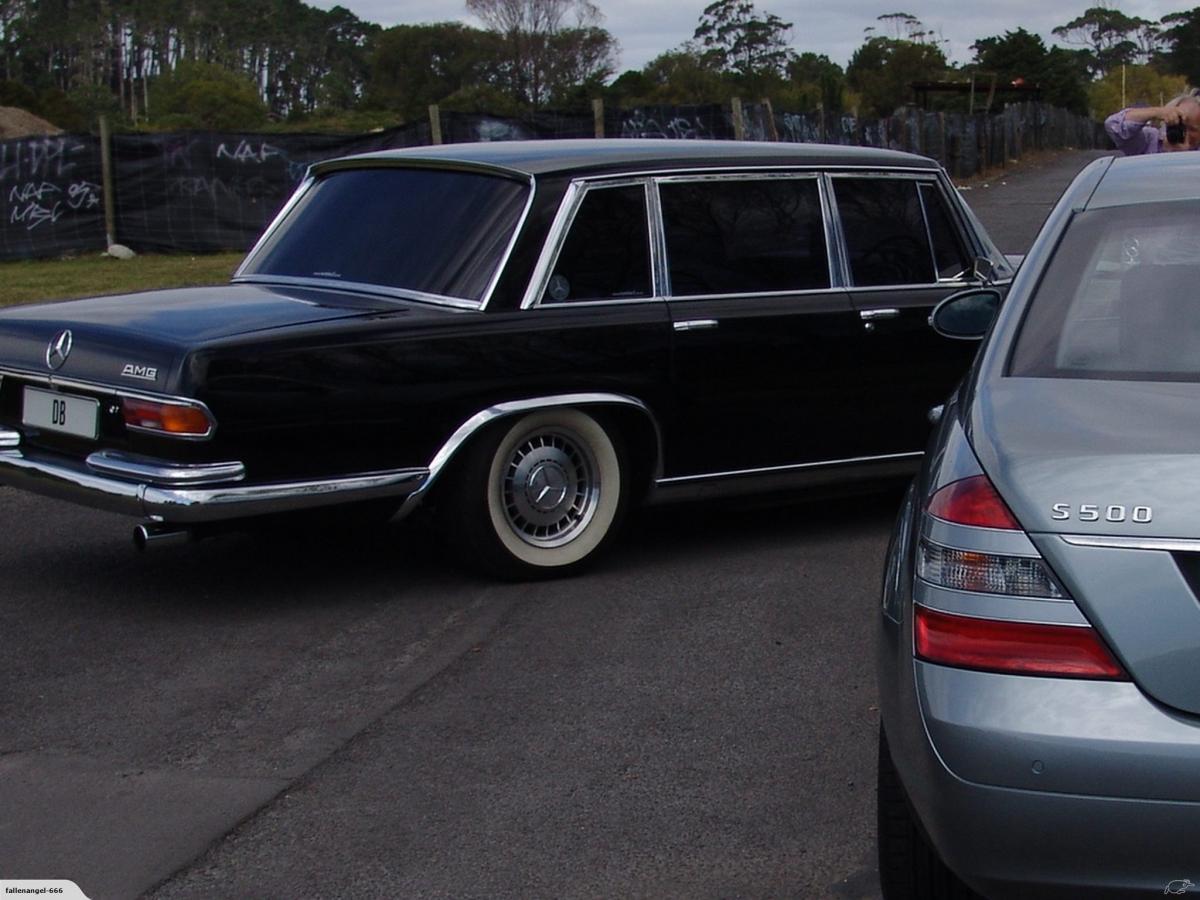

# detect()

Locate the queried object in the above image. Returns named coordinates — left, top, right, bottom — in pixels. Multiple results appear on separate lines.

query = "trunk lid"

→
left=974, top=377, right=1200, bottom=714
left=0, top=283, right=428, bottom=390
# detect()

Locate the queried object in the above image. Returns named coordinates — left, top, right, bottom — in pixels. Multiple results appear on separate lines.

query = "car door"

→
left=658, top=172, right=870, bottom=477
left=828, top=173, right=983, bottom=455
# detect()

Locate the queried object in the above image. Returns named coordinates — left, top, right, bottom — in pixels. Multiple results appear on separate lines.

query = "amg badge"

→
left=121, top=363, right=158, bottom=382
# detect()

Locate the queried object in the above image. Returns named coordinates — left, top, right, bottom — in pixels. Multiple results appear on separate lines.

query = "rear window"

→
left=1011, top=201, right=1200, bottom=381
left=242, top=167, right=529, bottom=302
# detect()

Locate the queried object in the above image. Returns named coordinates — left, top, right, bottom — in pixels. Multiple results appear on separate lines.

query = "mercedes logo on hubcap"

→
left=45, top=329, right=72, bottom=371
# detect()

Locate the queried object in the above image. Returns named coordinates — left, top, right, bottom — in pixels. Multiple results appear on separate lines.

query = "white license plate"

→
left=22, top=387, right=100, bottom=439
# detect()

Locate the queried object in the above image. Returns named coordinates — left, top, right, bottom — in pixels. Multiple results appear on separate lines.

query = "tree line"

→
left=2, top=0, right=1199, bottom=132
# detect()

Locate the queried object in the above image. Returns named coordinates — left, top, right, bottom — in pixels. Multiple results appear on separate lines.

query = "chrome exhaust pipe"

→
left=133, top=523, right=192, bottom=551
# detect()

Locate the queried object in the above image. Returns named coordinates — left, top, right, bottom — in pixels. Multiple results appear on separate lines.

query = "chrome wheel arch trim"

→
left=398, top=392, right=664, bottom=516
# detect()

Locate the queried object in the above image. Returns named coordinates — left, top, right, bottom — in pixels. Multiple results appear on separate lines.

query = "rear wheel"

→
left=449, top=408, right=625, bottom=578
left=877, top=726, right=980, bottom=900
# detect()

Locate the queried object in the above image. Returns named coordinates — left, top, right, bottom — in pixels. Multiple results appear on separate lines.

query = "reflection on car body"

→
left=879, top=151, right=1200, bottom=898
left=0, top=139, right=1011, bottom=577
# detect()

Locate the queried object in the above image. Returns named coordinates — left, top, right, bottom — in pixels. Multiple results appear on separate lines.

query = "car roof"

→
left=1085, top=151, right=1200, bottom=210
left=312, top=138, right=940, bottom=180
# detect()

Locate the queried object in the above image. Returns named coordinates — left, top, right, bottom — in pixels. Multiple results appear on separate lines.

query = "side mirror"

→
left=930, top=288, right=1002, bottom=340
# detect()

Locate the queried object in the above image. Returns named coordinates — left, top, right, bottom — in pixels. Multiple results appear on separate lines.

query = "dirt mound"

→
left=0, top=106, right=61, bottom=139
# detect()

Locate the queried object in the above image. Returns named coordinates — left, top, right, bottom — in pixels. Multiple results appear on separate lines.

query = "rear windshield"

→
left=1011, top=201, right=1200, bottom=381
left=241, top=167, right=529, bottom=303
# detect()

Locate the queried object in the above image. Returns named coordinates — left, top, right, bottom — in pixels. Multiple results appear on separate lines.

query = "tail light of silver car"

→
left=916, top=474, right=1127, bottom=680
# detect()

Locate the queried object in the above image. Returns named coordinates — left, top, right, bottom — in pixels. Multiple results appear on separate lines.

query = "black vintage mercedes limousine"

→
left=0, top=139, right=1012, bottom=577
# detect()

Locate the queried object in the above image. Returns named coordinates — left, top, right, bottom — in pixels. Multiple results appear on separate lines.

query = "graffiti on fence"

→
left=216, top=139, right=308, bottom=183
left=620, top=109, right=714, bottom=140
left=0, top=137, right=100, bottom=235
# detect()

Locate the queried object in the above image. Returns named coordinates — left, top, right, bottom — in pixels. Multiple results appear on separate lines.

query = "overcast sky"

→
left=312, top=1, right=1186, bottom=72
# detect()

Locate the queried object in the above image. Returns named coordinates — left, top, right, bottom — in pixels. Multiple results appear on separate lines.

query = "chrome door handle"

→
left=860, top=308, right=900, bottom=321
left=673, top=319, right=719, bottom=332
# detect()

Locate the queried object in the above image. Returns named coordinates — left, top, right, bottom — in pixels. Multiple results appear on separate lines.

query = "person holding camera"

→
left=1106, top=91, right=1200, bottom=154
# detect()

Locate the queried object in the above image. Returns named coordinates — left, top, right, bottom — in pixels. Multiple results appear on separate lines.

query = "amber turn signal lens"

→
left=121, top=397, right=212, bottom=436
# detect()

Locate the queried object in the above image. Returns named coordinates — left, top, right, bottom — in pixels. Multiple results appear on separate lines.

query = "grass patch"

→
left=0, top=252, right=245, bottom=307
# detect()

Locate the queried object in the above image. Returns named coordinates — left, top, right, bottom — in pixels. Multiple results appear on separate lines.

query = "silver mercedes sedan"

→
left=878, top=151, right=1200, bottom=899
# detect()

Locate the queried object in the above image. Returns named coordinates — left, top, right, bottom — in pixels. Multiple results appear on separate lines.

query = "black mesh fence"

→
left=0, top=102, right=1107, bottom=262
left=0, top=134, right=106, bottom=261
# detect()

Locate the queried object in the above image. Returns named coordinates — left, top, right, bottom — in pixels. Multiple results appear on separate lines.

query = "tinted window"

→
left=660, top=178, right=829, bottom=296
left=835, top=178, right=934, bottom=286
left=1012, top=201, right=1200, bottom=381
left=543, top=184, right=651, bottom=303
left=919, top=183, right=971, bottom=280
left=243, top=168, right=528, bottom=302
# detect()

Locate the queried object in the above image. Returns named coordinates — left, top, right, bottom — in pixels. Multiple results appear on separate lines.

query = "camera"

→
left=1166, top=120, right=1187, bottom=144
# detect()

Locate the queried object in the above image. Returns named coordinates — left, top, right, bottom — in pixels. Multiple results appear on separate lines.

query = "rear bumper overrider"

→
left=0, top=429, right=428, bottom=523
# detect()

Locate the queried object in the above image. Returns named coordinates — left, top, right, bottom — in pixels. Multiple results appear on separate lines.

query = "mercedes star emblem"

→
left=45, top=329, right=73, bottom=371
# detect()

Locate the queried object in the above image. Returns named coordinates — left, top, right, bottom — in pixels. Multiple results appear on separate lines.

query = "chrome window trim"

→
left=236, top=174, right=315, bottom=279
left=827, top=171, right=973, bottom=291
left=232, top=274, right=481, bottom=311
left=656, top=171, right=836, bottom=298
left=523, top=178, right=660, bottom=310
left=236, top=168, right=537, bottom=312
left=1059, top=534, right=1200, bottom=553
left=916, top=181, right=974, bottom=284
left=479, top=173, right=537, bottom=311
left=0, top=366, right=217, bottom=441
left=588, top=164, right=941, bottom=181
left=664, top=286, right=848, bottom=303
left=655, top=450, right=923, bottom=485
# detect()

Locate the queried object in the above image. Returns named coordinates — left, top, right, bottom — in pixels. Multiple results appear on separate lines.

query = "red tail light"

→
left=915, top=606, right=1127, bottom=680
left=928, top=475, right=1020, bottom=530
left=121, top=398, right=213, bottom=437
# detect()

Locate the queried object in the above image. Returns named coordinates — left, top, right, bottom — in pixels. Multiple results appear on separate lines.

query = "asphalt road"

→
left=0, top=149, right=1112, bottom=900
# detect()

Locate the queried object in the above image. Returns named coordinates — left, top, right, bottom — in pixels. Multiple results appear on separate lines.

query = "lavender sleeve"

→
left=1105, top=109, right=1161, bottom=155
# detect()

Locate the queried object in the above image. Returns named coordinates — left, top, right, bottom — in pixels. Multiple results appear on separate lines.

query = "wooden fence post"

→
left=429, top=104, right=443, bottom=145
left=731, top=97, right=745, bottom=140
left=98, top=115, right=116, bottom=248
left=592, top=98, right=605, bottom=138
left=762, top=98, right=779, bottom=141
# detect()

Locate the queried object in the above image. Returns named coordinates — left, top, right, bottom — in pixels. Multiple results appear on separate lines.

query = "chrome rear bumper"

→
left=0, top=430, right=428, bottom=523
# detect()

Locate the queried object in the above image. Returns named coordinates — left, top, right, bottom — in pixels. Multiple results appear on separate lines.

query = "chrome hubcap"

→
left=502, top=429, right=599, bottom=548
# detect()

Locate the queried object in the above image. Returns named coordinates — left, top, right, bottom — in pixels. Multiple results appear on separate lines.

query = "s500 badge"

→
left=1051, top=503, right=1153, bottom=524
left=121, top=364, right=158, bottom=381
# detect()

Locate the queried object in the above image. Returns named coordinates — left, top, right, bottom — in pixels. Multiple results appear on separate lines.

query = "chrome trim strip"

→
left=479, top=172, right=537, bottom=311
left=860, top=308, right=900, bottom=321
left=664, top=286, right=847, bottom=303
left=590, top=164, right=940, bottom=180
left=922, top=515, right=1041, bottom=557
left=0, top=428, right=18, bottom=449
left=653, top=171, right=824, bottom=185
left=86, top=450, right=245, bottom=486
left=913, top=595, right=1088, bottom=625
left=231, top=274, right=482, bottom=311
left=1059, top=534, right=1200, bottom=553
left=0, top=447, right=427, bottom=524
left=821, top=172, right=851, bottom=287
left=142, top=469, right=428, bottom=523
left=521, top=180, right=585, bottom=310
left=398, top=392, right=664, bottom=517
left=655, top=450, right=922, bottom=486
left=647, top=177, right=669, bottom=298
left=236, top=174, right=314, bottom=278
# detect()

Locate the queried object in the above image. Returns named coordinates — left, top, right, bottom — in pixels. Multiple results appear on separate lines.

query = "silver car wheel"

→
left=485, top=409, right=621, bottom=569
